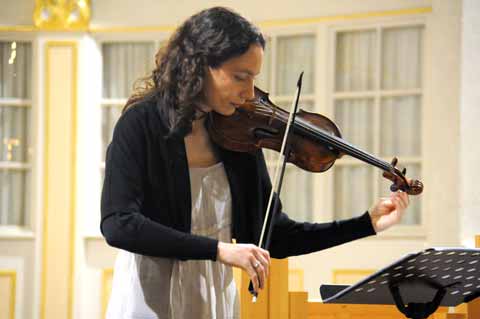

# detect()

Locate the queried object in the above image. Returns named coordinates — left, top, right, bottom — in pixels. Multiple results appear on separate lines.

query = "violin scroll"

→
left=382, top=157, right=424, bottom=195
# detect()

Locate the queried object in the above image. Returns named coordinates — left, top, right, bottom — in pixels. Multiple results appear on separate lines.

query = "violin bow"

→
left=249, top=72, right=304, bottom=302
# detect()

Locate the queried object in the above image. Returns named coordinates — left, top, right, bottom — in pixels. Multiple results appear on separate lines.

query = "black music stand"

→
left=320, top=248, right=480, bottom=319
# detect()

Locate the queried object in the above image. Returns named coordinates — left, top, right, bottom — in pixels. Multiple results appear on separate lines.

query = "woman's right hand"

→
left=217, top=242, right=270, bottom=293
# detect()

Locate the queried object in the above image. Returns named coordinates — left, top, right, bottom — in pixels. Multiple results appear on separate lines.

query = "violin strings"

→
left=252, top=104, right=393, bottom=172
left=297, top=119, right=392, bottom=171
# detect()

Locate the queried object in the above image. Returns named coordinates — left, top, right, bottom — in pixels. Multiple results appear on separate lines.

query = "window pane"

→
left=281, top=166, right=314, bottom=222
left=0, top=41, right=31, bottom=228
left=101, top=105, right=122, bottom=157
left=277, top=99, right=315, bottom=113
left=263, top=149, right=277, bottom=163
left=0, top=106, right=30, bottom=162
left=102, top=43, right=155, bottom=98
left=101, top=42, right=155, bottom=164
left=334, top=98, right=375, bottom=153
left=0, top=170, right=26, bottom=225
left=264, top=162, right=314, bottom=222
left=335, top=30, right=376, bottom=92
left=0, top=41, right=32, bottom=98
left=378, top=163, right=421, bottom=225
left=276, top=35, right=315, bottom=95
left=255, top=38, right=271, bottom=91
left=380, top=96, right=421, bottom=157
left=382, top=26, right=423, bottom=90
left=334, top=165, right=374, bottom=219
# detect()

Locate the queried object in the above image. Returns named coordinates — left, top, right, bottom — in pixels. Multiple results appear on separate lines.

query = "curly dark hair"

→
left=124, top=7, right=265, bottom=138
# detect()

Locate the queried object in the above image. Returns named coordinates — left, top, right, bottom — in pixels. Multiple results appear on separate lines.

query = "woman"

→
left=101, top=6, right=410, bottom=319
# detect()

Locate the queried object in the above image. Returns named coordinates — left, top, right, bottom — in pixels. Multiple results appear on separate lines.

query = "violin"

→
left=208, top=86, right=423, bottom=195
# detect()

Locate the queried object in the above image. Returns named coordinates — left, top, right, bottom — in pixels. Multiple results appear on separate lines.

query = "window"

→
left=332, top=25, right=424, bottom=225
left=101, top=42, right=156, bottom=171
left=0, top=41, right=32, bottom=226
left=258, top=34, right=317, bottom=222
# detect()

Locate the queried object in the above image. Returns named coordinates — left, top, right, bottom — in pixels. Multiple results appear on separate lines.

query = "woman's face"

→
left=202, top=44, right=263, bottom=116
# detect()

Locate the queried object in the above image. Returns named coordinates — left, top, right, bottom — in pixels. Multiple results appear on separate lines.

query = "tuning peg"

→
left=390, top=157, right=398, bottom=167
left=390, top=184, right=399, bottom=192
left=402, top=168, right=407, bottom=175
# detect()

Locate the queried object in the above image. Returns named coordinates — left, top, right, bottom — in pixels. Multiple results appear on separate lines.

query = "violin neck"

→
left=295, top=119, right=393, bottom=172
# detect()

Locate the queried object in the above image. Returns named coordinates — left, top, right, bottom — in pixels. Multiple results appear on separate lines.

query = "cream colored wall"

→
left=0, top=242, right=32, bottom=319
left=42, top=41, right=78, bottom=319
left=459, top=0, right=480, bottom=248
left=0, top=0, right=34, bottom=26
left=423, top=0, right=462, bottom=246
left=1, top=0, right=476, bottom=317
left=0, top=271, right=15, bottom=319
left=0, top=0, right=432, bottom=27
left=90, top=0, right=431, bottom=26
left=74, top=35, right=104, bottom=319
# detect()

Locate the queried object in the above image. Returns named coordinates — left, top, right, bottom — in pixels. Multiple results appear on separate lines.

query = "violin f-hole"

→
left=253, top=127, right=280, bottom=140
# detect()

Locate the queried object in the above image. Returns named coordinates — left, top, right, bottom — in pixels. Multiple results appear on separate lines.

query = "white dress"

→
left=106, top=162, right=240, bottom=319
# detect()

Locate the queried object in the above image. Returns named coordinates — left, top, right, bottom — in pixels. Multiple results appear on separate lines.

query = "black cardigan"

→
left=100, top=97, right=376, bottom=261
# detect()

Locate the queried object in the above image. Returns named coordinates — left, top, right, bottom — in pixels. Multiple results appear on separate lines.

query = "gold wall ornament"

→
left=33, top=0, right=90, bottom=30
left=3, top=138, right=20, bottom=161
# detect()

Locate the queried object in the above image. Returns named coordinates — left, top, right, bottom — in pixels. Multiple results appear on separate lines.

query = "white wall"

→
left=0, top=0, right=34, bottom=26
left=460, top=0, right=480, bottom=247
left=90, top=0, right=431, bottom=26
left=423, top=0, right=462, bottom=246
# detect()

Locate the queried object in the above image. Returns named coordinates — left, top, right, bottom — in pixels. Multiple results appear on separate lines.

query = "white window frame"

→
left=0, top=33, right=39, bottom=239
left=260, top=26, right=319, bottom=222
left=323, top=17, right=428, bottom=238
left=98, top=38, right=165, bottom=171
left=77, top=33, right=170, bottom=239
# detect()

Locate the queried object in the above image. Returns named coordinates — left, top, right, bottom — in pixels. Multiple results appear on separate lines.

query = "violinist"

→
left=100, top=6, right=410, bottom=319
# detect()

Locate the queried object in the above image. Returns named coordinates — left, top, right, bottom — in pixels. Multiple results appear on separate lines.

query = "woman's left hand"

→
left=368, top=191, right=410, bottom=233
